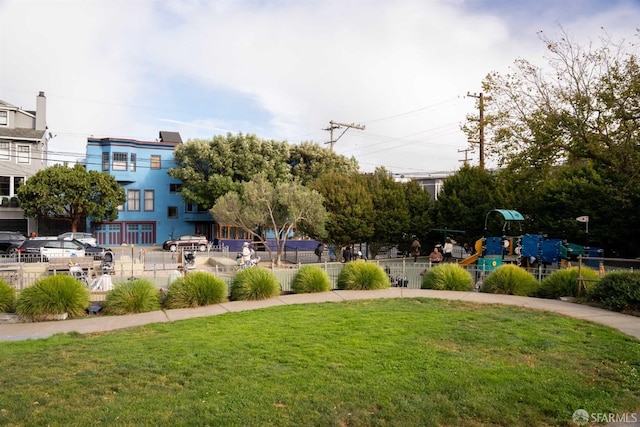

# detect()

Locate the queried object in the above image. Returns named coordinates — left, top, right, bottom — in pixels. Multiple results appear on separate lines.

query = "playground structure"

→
left=457, top=209, right=604, bottom=272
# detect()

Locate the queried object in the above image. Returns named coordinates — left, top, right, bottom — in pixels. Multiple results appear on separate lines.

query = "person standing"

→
left=411, top=238, right=421, bottom=262
left=241, top=242, right=252, bottom=266
left=443, top=238, right=455, bottom=262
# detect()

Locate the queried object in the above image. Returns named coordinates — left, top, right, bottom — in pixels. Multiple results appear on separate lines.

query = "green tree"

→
left=289, top=142, right=359, bottom=185
left=466, top=28, right=640, bottom=256
left=360, top=168, right=410, bottom=258
left=404, top=179, right=435, bottom=250
left=211, top=173, right=327, bottom=265
left=310, top=173, right=374, bottom=248
left=169, top=133, right=292, bottom=209
left=434, top=165, right=502, bottom=242
left=17, top=164, right=125, bottom=231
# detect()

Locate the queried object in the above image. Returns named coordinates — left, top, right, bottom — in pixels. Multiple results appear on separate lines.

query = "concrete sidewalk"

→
left=1, top=289, right=639, bottom=341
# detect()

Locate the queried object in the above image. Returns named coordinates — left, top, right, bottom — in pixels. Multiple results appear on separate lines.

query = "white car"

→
left=20, top=237, right=86, bottom=259
left=59, top=232, right=98, bottom=247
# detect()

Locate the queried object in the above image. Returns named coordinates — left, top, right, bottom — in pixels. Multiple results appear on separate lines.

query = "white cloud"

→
left=2, top=0, right=639, bottom=173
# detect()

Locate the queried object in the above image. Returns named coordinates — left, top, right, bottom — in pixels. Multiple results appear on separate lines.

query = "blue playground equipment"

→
left=466, top=209, right=605, bottom=269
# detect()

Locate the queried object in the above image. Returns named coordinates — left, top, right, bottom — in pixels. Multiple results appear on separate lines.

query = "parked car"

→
left=58, top=232, right=97, bottom=247
left=18, top=237, right=86, bottom=260
left=0, top=231, right=27, bottom=254
left=162, top=235, right=209, bottom=252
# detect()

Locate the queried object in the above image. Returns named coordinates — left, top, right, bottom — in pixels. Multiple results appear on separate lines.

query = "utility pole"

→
left=324, top=120, right=365, bottom=151
left=458, top=148, right=473, bottom=166
left=466, top=92, right=485, bottom=169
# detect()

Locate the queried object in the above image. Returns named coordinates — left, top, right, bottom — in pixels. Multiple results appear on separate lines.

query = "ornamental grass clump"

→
left=291, top=265, right=332, bottom=293
left=421, top=263, right=474, bottom=291
left=103, top=278, right=161, bottom=315
left=336, top=260, right=390, bottom=290
left=16, top=275, right=89, bottom=321
left=230, top=268, right=281, bottom=301
left=536, top=267, right=600, bottom=299
left=0, top=278, right=15, bottom=313
left=481, top=264, right=539, bottom=296
left=588, top=270, right=640, bottom=312
left=163, top=271, right=228, bottom=309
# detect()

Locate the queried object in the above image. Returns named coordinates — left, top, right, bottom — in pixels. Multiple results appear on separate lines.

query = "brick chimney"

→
left=35, top=91, right=46, bottom=131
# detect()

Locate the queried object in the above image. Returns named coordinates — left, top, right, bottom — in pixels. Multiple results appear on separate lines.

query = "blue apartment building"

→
left=85, top=131, right=213, bottom=246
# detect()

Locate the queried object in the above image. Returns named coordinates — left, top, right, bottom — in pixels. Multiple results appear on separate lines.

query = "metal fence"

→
left=4, top=249, right=636, bottom=302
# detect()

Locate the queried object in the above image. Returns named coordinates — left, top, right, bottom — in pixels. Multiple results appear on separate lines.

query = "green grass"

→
left=0, top=299, right=638, bottom=426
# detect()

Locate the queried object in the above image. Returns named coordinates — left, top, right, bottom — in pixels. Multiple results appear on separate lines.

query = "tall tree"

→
left=309, top=173, right=374, bottom=248
left=403, top=179, right=435, bottom=250
left=466, top=28, right=640, bottom=255
left=289, top=142, right=359, bottom=185
left=360, top=168, right=410, bottom=258
left=169, top=133, right=292, bottom=209
left=434, top=165, right=502, bottom=243
left=211, top=173, right=326, bottom=265
left=17, top=164, right=125, bottom=232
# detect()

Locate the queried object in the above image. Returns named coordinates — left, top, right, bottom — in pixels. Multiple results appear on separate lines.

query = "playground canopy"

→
left=484, top=209, right=524, bottom=231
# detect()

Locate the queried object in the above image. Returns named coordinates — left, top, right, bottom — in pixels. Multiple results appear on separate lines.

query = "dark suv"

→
left=0, top=231, right=27, bottom=254
left=162, top=235, right=209, bottom=252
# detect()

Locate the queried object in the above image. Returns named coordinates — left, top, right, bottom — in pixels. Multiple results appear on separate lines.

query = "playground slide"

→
left=458, top=252, right=479, bottom=266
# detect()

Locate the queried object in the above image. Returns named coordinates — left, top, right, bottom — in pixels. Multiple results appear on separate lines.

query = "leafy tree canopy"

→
left=17, top=164, right=125, bottom=232
left=169, top=133, right=292, bottom=209
left=359, top=168, right=411, bottom=257
left=310, top=173, right=374, bottom=247
left=169, top=133, right=359, bottom=209
left=289, top=142, right=359, bottom=185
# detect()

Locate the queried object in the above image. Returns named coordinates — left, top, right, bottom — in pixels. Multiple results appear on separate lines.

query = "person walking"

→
left=314, top=243, right=324, bottom=262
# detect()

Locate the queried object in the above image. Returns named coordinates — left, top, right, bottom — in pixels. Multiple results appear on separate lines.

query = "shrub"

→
left=336, top=261, right=390, bottom=290
left=103, top=278, right=161, bottom=315
left=0, top=278, right=15, bottom=313
left=588, top=271, right=640, bottom=312
left=16, top=275, right=90, bottom=321
left=481, top=264, right=539, bottom=296
left=163, top=271, right=228, bottom=309
left=291, top=265, right=332, bottom=294
left=230, top=268, right=281, bottom=301
left=536, top=267, right=600, bottom=299
left=421, top=263, right=474, bottom=291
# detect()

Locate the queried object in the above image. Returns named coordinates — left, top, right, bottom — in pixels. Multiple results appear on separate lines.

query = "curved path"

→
left=1, top=289, right=639, bottom=341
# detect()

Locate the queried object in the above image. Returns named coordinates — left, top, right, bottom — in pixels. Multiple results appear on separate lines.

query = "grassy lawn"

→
left=0, top=298, right=638, bottom=426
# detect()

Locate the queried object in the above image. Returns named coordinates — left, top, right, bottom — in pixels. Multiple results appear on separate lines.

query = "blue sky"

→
left=1, top=0, right=639, bottom=174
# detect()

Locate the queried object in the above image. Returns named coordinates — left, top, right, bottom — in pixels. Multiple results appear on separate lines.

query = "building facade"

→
left=85, top=132, right=213, bottom=246
left=0, top=91, right=48, bottom=234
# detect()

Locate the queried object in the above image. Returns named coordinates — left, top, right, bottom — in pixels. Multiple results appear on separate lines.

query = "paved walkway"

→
left=1, top=289, right=639, bottom=341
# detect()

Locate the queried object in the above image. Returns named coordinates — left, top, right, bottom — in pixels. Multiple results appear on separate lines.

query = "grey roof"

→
left=0, top=128, right=45, bottom=141
left=159, top=131, right=182, bottom=144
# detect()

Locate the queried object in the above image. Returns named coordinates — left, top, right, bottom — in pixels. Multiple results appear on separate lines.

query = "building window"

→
left=102, top=152, right=109, bottom=171
left=150, top=155, right=161, bottom=169
left=167, top=206, right=178, bottom=218
left=169, top=183, right=183, bottom=193
left=130, top=153, right=136, bottom=171
left=17, top=145, right=30, bottom=164
left=0, top=142, right=9, bottom=161
left=0, top=111, right=7, bottom=126
left=112, top=152, right=127, bottom=171
left=144, top=190, right=154, bottom=211
left=0, top=176, right=9, bottom=196
left=127, top=189, right=140, bottom=211
left=13, top=177, right=24, bottom=193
